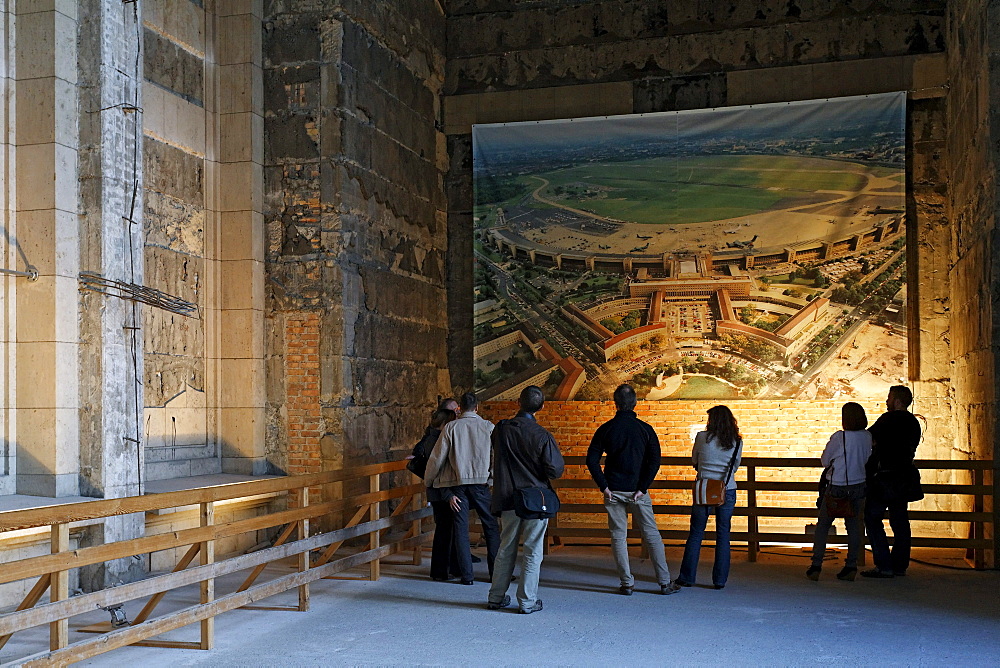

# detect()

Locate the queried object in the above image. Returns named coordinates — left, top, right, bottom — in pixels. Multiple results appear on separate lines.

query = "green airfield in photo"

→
left=669, top=375, right=739, bottom=399
left=534, top=155, right=898, bottom=225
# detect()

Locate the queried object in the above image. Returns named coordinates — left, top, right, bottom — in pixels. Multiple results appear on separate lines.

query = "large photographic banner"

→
left=472, top=93, right=907, bottom=402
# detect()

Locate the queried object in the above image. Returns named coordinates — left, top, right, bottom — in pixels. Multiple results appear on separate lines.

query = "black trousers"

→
left=450, top=484, right=500, bottom=582
left=429, top=499, right=457, bottom=580
left=864, top=491, right=911, bottom=573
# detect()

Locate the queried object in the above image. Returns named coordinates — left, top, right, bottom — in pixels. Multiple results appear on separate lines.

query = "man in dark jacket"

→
left=486, top=386, right=564, bottom=614
left=862, top=384, right=923, bottom=578
left=587, top=384, right=679, bottom=596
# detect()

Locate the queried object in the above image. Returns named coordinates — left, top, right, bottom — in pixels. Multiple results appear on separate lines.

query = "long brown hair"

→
left=706, top=405, right=741, bottom=451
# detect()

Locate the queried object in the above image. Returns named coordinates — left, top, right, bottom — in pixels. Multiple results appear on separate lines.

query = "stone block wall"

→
left=263, top=2, right=450, bottom=475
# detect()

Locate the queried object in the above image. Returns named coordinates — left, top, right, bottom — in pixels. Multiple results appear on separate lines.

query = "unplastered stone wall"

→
left=141, top=0, right=213, bottom=480
left=481, top=399, right=957, bottom=536
left=444, top=1, right=959, bottom=475
left=945, top=0, right=999, bottom=549
left=263, top=2, right=449, bottom=476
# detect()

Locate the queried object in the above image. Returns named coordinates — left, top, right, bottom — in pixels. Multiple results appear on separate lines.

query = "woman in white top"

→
left=807, top=402, right=873, bottom=582
left=675, top=405, right=743, bottom=589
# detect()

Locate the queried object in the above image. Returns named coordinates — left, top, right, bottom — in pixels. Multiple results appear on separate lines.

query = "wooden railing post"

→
left=200, top=502, right=215, bottom=650
left=50, top=523, right=69, bottom=651
left=370, top=473, right=381, bottom=581
left=992, top=464, right=999, bottom=569
left=298, top=487, right=310, bottom=611
left=746, top=464, right=758, bottom=562
left=412, top=487, right=423, bottom=566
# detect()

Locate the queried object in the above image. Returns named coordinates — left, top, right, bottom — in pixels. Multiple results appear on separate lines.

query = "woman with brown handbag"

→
left=806, top=402, right=873, bottom=582
left=674, top=405, right=742, bottom=590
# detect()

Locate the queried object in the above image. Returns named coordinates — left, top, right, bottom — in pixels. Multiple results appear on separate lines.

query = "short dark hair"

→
left=841, top=402, right=868, bottom=431
left=430, top=408, right=456, bottom=429
left=438, top=397, right=458, bottom=412
left=613, top=384, right=637, bottom=411
left=459, top=392, right=478, bottom=412
left=889, top=385, right=913, bottom=409
left=519, top=385, right=544, bottom=414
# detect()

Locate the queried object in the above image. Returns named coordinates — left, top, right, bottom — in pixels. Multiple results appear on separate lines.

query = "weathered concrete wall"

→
left=263, top=1, right=449, bottom=475
left=445, top=1, right=945, bottom=95
left=945, top=0, right=1000, bottom=557
left=443, top=0, right=957, bottom=466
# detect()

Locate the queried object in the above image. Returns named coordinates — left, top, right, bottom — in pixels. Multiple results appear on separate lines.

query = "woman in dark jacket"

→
left=409, top=408, right=458, bottom=581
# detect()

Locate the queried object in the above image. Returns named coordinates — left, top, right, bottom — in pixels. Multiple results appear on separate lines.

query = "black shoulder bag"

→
left=498, top=420, right=560, bottom=520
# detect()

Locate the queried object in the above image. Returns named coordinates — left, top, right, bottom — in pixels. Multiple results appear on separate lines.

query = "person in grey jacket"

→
left=675, top=405, right=743, bottom=589
left=486, top=386, right=564, bottom=614
left=424, top=393, right=500, bottom=585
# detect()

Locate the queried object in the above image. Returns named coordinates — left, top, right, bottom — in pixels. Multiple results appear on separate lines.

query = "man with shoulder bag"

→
left=486, top=386, right=565, bottom=614
left=862, top=385, right=923, bottom=579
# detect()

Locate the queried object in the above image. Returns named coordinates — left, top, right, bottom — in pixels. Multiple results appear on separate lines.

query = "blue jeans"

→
left=678, top=489, right=736, bottom=587
left=811, top=482, right=866, bottom=569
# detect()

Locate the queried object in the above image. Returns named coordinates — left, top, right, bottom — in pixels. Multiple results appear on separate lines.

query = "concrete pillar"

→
left=821, top=242, right=833, bottom=259
left=75, top=0, right=145, bottom=587
left=0, top=2, right=12, bottom=495
left=210, top=0, right=267, bottom=474
left=744, top=254, right=755, bottom=270
left=528, top=249, right=536, bottom=264
left=554, top=254, right=562, bottom=269
left=874, top=225, right=887, bottom=242
left=849, top=234, right=862, bottom=251
left=585, top=256, right=595, bottom=271
left=14, top=1, right=80, bottom=497
left=784, top=247, right=796, bottom=263
left=623, top=258, right=632, bottom=273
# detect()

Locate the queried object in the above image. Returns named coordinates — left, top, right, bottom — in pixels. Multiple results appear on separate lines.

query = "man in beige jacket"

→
left=424, top=392, right=500, bottom=585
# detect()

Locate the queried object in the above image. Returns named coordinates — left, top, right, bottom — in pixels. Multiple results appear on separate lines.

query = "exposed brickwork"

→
left=481, top=398, right=952, bottom=532
left=285, top=313, right=322, bottom=474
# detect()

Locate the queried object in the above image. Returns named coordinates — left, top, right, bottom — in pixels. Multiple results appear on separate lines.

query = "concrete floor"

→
left=9, top=544, right=999, bottom=666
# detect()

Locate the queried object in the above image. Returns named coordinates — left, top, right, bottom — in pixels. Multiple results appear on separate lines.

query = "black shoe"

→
left=519, top=599, right=543, bottom=614
left=892, top=570, right=907, bottom=577
left=837, top=567, right=858, bottom=581
left=660, top=583, right=682, bottom=595
left=713, top=584, right=725, bottom=590
left=672, top=579, right=693, bottom=587
left=459, top=579, right=475, bottom=585
left=486, top=595, right=510, bottom=610
left=470, top=554, right=482, bottom=563
left=806, top=566, right=821, bottom=581
left=619, top=584, right=634, bottom=596
left=431, top=575, right=455, bottom=582
left=860, top=568, right=894, bottom=579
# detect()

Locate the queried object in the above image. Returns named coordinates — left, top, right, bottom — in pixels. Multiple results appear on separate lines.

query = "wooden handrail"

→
left=560, top=455, right=996, bottom=470
left=0, top=461, right=410, bottom=531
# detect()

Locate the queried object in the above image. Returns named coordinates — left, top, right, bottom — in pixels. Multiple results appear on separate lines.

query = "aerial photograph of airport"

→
left=471, top=93, right=907, bottom=401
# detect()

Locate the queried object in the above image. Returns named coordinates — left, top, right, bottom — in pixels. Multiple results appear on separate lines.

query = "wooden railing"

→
left=551, top=456, right=997, bottom=568
left=0, top=461, right=430, bottom=667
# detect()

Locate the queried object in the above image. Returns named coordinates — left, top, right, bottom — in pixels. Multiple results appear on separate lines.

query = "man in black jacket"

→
left=486, top=386, right=564, bottom=614
left=862, top=384, right=923, bottom=578
left=587, top=384, right=679, bottom=596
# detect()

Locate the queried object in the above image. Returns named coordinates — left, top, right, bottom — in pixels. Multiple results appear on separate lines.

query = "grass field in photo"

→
left=532, top=155, right=900, bottom=225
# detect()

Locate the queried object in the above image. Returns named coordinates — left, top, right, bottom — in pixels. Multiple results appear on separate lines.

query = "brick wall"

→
left=285, top=313, right=322, bottom=474
left=481, top=398, right=955, bottom=535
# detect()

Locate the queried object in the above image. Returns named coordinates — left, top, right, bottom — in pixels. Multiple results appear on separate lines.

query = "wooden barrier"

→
left=550, top=456, right=996, bottom=568
left=0, top=455, right=993, bottom=665
left=0, top=461, right=431, bottom=666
